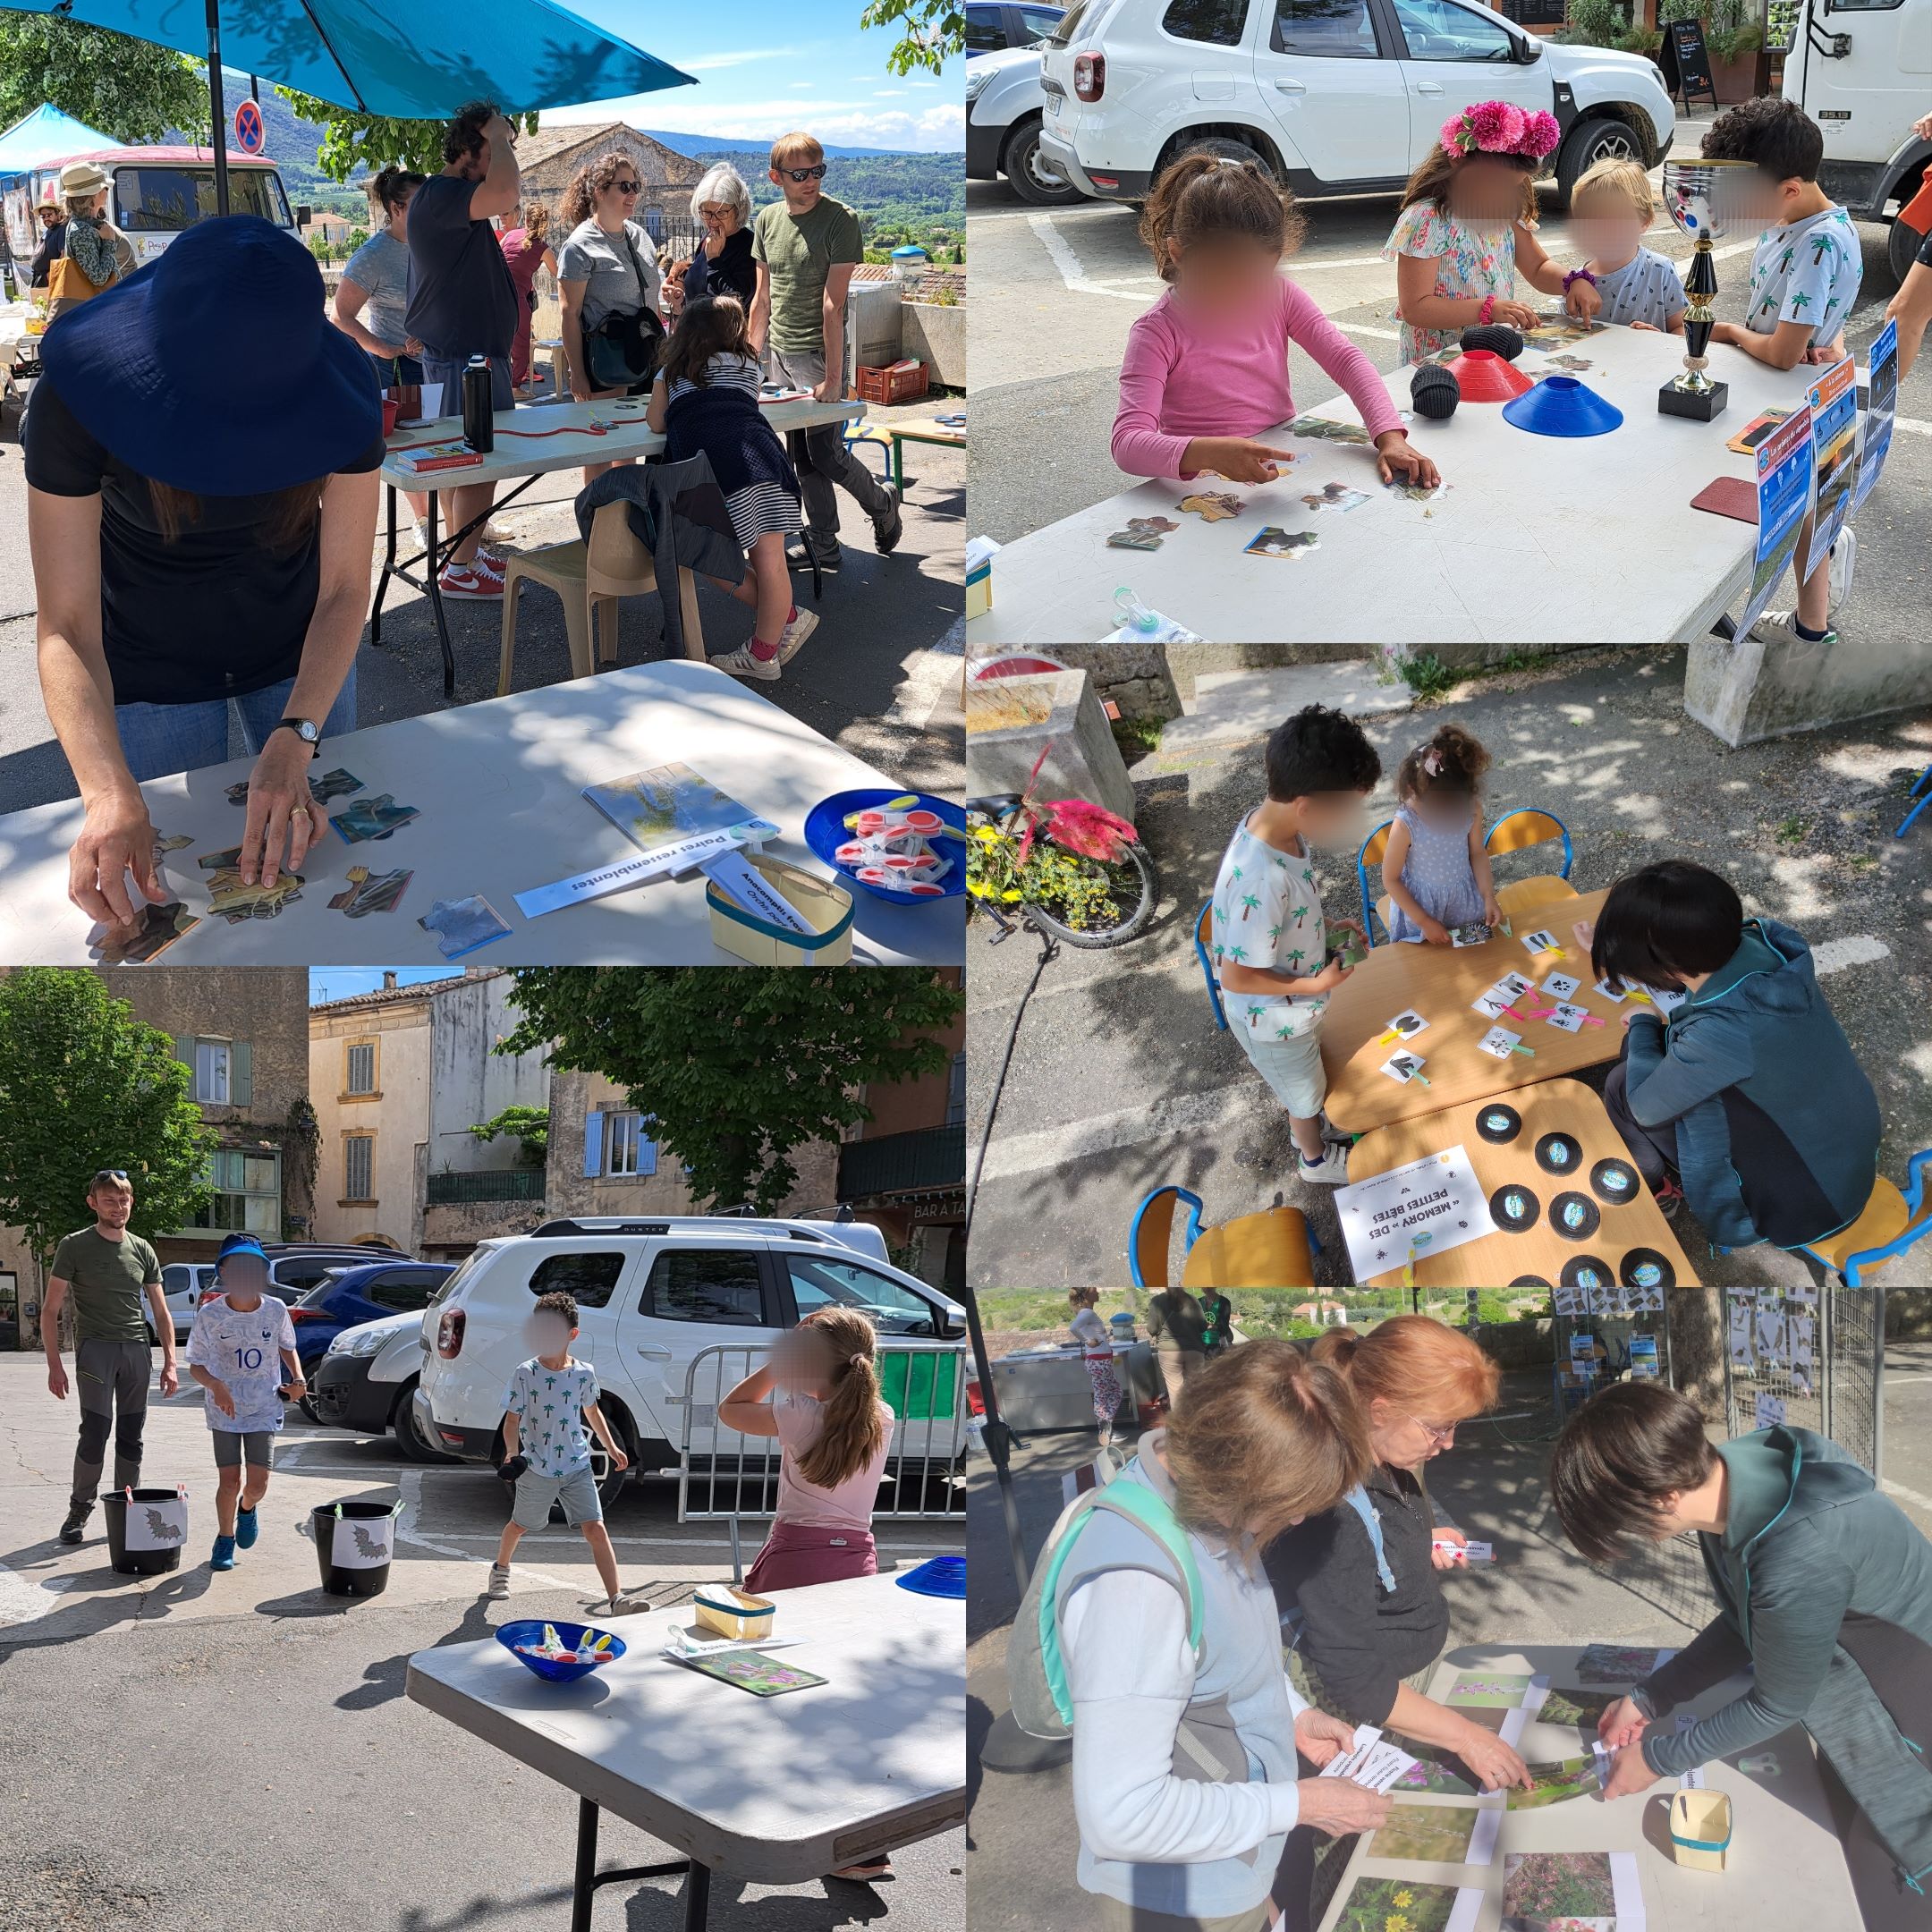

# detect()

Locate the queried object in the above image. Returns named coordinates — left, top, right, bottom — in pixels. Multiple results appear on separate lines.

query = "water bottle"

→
left=461, top=356, right=494, bottom=453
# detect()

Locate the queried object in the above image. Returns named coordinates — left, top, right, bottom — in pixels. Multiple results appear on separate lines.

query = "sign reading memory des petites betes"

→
left=1338, top=1147, right=1497, bottom=1281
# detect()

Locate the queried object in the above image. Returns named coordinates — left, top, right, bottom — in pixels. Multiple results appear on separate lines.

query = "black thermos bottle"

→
left=462, top=356, right=495, bottom=453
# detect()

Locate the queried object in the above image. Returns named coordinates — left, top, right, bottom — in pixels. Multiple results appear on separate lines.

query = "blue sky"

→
left=543, top=1, right=962, bottom=153
left=309, top=967, right=460, bottom=1006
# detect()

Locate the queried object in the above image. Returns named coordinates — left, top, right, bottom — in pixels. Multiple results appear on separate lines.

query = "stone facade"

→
left=513, top=122, right=705, bottom=251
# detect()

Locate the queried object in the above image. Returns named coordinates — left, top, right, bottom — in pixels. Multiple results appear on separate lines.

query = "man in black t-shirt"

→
left=404, top=100, right=521, bottom=601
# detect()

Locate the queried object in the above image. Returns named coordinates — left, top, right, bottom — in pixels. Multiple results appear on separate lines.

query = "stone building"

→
left=0, top=967, right=313, bottom=1347
left=510, top=121, right=706, bottom=250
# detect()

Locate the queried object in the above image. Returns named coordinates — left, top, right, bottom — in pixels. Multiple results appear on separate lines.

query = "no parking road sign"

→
left=233, top=98, right=265, bottom=156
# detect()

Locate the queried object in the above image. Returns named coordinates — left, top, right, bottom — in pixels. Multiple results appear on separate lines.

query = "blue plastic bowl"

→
left=1502, top=374, right=1625, bottom=439
left=496, top=1619, right=626, bottom=1683
left=896, top=1555, right=967, bottom=1598
left=804, top=790, right=967, bottom=904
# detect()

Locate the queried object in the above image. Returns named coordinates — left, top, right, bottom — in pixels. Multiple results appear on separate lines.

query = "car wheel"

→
left=1555, top=119, right=1642, bottom=208
left=1162, top=135, right=1275, bottom=187
left=1003, top=117, right=1081, bottom=207
left=1890, top=208, right=1927, bottom=287
left=392, top=1377, right=456, bottom=1463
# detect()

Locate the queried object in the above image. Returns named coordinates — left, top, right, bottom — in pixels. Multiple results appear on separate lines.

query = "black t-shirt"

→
left=684, top=229, right=757, bottom=307
left=404, top=172, right=518, bottom=361
left=30, top=220, right=67, bottom=288
left=21, top=373, right=386, bottom=706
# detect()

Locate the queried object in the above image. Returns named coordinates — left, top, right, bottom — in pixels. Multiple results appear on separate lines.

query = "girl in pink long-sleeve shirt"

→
left=1111, top=154, right=1439, bottom=491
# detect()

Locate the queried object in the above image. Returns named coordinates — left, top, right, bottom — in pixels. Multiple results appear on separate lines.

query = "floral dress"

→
left=1384, top=202, right=1521, bottom=365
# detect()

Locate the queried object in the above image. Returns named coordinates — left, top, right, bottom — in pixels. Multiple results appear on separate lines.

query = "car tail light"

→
left=1073, top=51, right=1105, bottom=102
left=966, top=1377, right=985, bottom=1418
left=287, top=1307, right=325, bottom=1323
left=437, top=1308, right=466, bottom=1358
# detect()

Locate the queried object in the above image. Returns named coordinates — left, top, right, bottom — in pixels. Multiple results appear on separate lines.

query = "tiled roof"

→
left=309, top=969, right=504, bottom=1014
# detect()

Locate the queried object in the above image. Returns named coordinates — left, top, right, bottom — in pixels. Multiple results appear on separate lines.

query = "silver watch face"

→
left=295, top=720, right=318, bottom=742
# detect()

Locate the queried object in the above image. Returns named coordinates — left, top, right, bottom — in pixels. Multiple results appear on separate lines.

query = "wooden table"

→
left=0, top=658, right=962, bottom=967
left=1343, top=1080, right=1699, bottom=1290
left=851, top=415, right=966, bottom=497
left=407, top=1572, right=965, bottom=1932
left=1317, top=1641, right=1858, bottom=1932
left=373, top=395, right=863, bottom=694
left=966, top=321, right=1817, bottom=648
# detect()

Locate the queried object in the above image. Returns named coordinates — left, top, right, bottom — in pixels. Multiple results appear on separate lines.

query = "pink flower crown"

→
left=1440, top=100, right=1561, bottom=165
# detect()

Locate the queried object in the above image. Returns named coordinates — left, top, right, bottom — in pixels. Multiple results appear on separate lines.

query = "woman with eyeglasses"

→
left=1266, top=1318, right=1530, bottom=1798
left=674, top=163, right=758, bottom=310
left=556, top=151, right=665, bottom=487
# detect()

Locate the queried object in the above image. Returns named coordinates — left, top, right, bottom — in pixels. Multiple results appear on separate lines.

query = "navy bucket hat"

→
left=40, top=215, right=381, bottom=496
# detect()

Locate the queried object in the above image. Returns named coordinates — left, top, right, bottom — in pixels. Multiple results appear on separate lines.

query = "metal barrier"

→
left=1722, top=1285, right=1885, bottom=1479
left=676, top=1341, right=968, bottom=1569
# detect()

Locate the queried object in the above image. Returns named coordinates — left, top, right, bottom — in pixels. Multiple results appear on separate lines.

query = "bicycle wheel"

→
left=1023, top=834, right=1159, bottom=948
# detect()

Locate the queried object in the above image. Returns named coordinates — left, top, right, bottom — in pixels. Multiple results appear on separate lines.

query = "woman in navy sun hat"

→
left=23, top=215, right=386, bottom=935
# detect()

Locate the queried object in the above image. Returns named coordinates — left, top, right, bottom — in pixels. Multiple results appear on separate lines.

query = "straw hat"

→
left=58, top=160, right=110, bottom=199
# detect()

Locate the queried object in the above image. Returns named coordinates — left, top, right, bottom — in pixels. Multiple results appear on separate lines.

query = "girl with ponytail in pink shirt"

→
left=1111, top=154, right=1438, bottom=491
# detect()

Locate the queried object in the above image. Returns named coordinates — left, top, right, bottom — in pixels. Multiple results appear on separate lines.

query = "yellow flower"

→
left=968, top=881, right=991, bottom=900
left=1001, top=889, right=1023, bottom=902
left=973, top=825, right=1001, bottom=845
left=1385, top=1914, right=1413, bottom=1932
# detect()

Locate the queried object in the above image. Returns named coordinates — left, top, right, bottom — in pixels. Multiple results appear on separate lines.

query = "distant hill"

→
left=640, top=129, right=962, bottom=161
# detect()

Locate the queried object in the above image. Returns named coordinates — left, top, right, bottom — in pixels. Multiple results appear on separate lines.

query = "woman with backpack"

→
left=46, top=161, right=134, bottom=326
left=1028, top=1341, right=1392, bottom=1932
left=1267, top=1319, right=1530, bottom=1796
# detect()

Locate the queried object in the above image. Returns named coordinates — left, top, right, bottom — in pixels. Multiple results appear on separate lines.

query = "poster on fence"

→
left=1851, top=318, right=1899, bottom=515
left=1803, top=354, right=1859, bottom=577
left=1734, top=402, right=1815, bottom=642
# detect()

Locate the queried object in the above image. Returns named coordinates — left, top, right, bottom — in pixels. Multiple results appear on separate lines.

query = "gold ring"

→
left=291, top=805, right=310, bottom=819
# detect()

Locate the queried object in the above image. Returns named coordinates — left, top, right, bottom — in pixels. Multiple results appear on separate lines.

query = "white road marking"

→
left=0, top=1561, right=72, bottom=1630
left=1338, top=323, right=1402, bottom=342
left=978, top=1080, right=1267, bottom=1182
left=1894, top=417, right=1932, bottom=438
left=1809, top=935, right=1889, bottom=974
left=1026, top=212, right=1152, bottom=301
left=1883, top=1476, right=1932, bottom=1516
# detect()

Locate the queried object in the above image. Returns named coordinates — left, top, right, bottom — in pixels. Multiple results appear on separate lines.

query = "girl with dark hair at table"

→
left=1578, top=860, right=1879, bottom=1245
left=22, top=215, right=384, bottom=938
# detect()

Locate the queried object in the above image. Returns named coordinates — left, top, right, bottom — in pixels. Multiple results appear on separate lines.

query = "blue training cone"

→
left=1502, top=374, right=1625, bottom=439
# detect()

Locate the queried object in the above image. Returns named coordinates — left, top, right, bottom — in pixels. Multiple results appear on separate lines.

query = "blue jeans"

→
left=114, top=671, right=358, bottom=784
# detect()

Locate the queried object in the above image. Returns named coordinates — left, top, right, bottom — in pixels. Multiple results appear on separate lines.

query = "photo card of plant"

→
left=1367, top=1801, right=1501, bottom=1867
left=1536, top=1686, right=1623, bottom=1732
left=1501, top=1849, right=1644, bottom=1931
left=1333, top=1874, right=1479, bottom=1932
left=1446, top=1671, right=1541, bottom=1708
left=1505, top=1756, right=1605, bottom=1810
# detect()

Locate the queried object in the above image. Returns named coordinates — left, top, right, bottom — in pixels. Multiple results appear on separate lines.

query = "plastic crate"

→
left=856, top=360, right=928, bottom=406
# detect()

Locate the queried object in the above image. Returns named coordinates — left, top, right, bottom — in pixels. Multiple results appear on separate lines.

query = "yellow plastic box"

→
left=705, top=854, right=853, bottom=968
left=1669, top=1789, right=1732, bottom=1872
left=693, top=1586, right=777, bottom=1643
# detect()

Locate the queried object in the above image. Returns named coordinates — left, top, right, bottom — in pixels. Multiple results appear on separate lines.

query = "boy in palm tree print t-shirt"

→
left=1744, top=206, right=1860, bottom=360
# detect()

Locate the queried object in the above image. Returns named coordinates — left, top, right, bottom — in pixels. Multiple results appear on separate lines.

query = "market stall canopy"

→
left=0, top=104, right=119, bottom=177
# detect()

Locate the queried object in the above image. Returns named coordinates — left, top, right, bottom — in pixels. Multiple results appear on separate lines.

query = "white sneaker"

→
left=1318, top=1111, right=1352, bottom=1147
left=487, top=1562, right=510, bottom=1600
left=589, top=1589, right=652, bottom=1617
left=1747, top=609, right=1837, bottom=649
left=773, top=606, right=819, bottom=668
left=1298, top=1147, right=1350, bottom=1186
left=1826, top=525, right=1857, bottom=617
left=708, top=644, right=782, bottom=682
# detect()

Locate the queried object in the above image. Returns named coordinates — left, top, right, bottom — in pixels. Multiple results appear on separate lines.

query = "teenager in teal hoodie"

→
left=1583, top=861, right=1880, bottom=1249
left=1554, top=1381, right=1932, bottom=1928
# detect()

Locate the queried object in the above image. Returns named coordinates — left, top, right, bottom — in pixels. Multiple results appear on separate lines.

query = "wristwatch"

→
left=273, top=717, right=321, bottom=758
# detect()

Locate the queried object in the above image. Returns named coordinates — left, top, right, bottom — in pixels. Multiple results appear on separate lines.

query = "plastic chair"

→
left=1195, top=900, right=1227, bottom=1031
left=1181, top=1206, right=1318, bottom=1289
left=1129, top=1185, right=1206, bottom=1288
left=1797, top=1150, right=1932, bottom=1287
left=496, top=500, right=705, bottom=696
left=1486, top=807, right=1576, bottom=920
left=1899, top=763, right=1932, bottom=839
left=1356, top=818, right=1395, bottom=945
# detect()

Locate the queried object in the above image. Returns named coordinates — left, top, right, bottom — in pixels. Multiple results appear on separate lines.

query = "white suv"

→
left=1037, top=0, right=1674, bottom=208
left=413, top=1216, right=967, bottom=1494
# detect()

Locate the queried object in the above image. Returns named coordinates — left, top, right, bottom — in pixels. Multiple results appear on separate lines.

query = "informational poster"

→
left=1803, top=355, right=1859, bottom=578
left=1734, top=402, right=1815, bottom=642
left=1851, top=318, right=1899, bottom=514
left=1336, top=1147, right=1497, bottom=1280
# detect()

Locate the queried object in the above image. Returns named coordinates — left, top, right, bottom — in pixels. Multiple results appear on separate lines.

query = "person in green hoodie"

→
left=1578, top=860, right=1880, bottom=1250
left=1553, top=1381, right=1932, bottom=1928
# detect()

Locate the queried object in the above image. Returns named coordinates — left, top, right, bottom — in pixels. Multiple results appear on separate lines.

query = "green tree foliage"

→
left=270, top=90, right=539, bottom=184
left=0, top=17, right=208, bottom=145
left=497, top=969, right=963, bottom=1212
left=861, top=0, right=967, bottom=74
left=468, top=1104, right=551, bottom=1165
left=0, top=970, right=216, bottom=1269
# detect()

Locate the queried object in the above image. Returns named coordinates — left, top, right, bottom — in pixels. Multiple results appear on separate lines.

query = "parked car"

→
left=969, top=46, right=1089, bottom=206
left=1035, top=0, right=1675, bottom=209
left=286, top=1260, right=454, bottom=1415
left=311, top=1309, right=452, bottom=1462
left=414, top=1216, right=967, bottom=1504
left=153, top=1261, right=216, bottom=1345
left=968, top=0, right=1066, bottom=55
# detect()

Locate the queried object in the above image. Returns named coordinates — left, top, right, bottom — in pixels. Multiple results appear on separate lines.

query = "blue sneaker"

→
left=235, top=1506, right=259, bottom=1550
left=210, top=1535, right=236, bottom=1572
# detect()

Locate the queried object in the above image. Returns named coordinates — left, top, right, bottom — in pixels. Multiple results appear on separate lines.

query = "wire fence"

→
left=1722, top=1285, right=1885, bottom=1476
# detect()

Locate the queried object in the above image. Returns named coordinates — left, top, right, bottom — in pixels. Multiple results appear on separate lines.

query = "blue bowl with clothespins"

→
left=805, top=789, right=967, bottom=903
left=496, top=1619, right=625, bottom=1683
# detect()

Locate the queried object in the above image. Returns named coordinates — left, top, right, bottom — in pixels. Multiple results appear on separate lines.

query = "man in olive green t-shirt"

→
left=44, top=1169, right=176, bottom=1544
left=749, top=131, right=899, bottom=572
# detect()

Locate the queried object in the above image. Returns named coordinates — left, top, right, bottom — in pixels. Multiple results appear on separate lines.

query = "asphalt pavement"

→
left=0, top=395, right=965, bottom=816
left=964, top=647, right=1932, bottom=1290
left=0, top=1358, right=965, bottom=1932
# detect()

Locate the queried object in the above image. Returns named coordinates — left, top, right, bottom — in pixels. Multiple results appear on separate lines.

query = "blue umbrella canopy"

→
left=0, top=103, right=120, bottom=177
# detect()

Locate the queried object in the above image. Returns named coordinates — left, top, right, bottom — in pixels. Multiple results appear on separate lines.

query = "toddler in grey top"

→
left=1567, top=156, right=1687, bottom=334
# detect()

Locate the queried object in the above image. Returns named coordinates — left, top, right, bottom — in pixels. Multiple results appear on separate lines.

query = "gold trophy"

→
left=1658, top=157, right=1754, bottom=421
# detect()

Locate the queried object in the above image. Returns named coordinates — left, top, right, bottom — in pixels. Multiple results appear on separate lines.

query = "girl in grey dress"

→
left=1382, top=724, right=1502, bottom=944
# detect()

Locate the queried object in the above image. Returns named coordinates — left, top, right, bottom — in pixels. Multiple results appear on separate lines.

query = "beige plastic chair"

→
left=497, top=498, right=706, bottom=694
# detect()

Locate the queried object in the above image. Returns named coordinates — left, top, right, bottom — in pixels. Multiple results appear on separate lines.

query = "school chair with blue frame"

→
left=1356, top=818, right=1396, bottom=945
left=1796, top=1149, right=1932, bottom=1288
left=1486, top=807, right=1577, bottom=921
left=1899, top=764, right=1932, bottom=840
left=1195, top=901, right=1227, bottom=1030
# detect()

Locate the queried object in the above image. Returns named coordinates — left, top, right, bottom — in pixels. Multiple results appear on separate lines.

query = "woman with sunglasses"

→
left=1267, top=1318, right=1530, bottom=1798
left=557, top=151, right=665, bottom=487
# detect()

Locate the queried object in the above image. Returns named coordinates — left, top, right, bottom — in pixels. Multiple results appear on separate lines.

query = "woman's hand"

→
left=1599, top=1740, right=1661, bottom=1801
left=1493, top=299, right=1541, bottom=331
left=1457, top=1721, right=1530, bottom=1792
left=69, top=784, right=165, bottom=927
left=238, top=731, right=321, bottom=890
left=1428, top=1524, right=1468, bottom=1569
left=1184, top=436, right=1298, bottom=485
left=1293, top=1707, right=1359, bottom=1769
left=1419, top=915, right=1451, bottom=946
left=404, top=335, right=425, bottom=358
left=1597, top=1695, right=1649, bottom=1750
left=1374, top=432, right=1440, bottom=489
left=569, top=371, right=594, bottom=403
left=1295, top=1775, right=1393, bottom=1838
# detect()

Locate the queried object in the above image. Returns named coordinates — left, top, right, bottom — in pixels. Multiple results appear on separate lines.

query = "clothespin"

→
left=1512, top=1044, right=1537, bottom=1057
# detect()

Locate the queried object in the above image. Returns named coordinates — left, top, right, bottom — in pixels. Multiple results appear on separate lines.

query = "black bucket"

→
left=102, top=1487, right=187, bottom=1576
left=311, top=1500, right=399, bottom=1597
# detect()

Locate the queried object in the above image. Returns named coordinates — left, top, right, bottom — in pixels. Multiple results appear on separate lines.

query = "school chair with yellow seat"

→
left=1486, top=807, right=1576, bottom=920
left=1128, top=1184, right=1318, bottom=1290
left=496, top=500, right=706, bottom=696
left=1195, top=900, right=1228, bottom=1030
left=1796, top=1149, right=1932, bottom=1287
left=1356, top=818, right=1396, bottom=945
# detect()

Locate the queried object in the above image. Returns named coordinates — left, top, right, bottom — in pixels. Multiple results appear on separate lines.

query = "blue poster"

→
left=1802, top=354, right=1858, bottom=578
left=1734, top=402, right=1815, bottom=642
left=1851, top=318, right=1899, bottom=514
